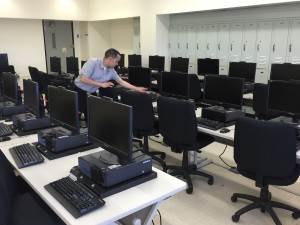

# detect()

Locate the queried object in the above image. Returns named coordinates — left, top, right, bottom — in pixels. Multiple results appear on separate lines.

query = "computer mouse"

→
left=220, top=128, right=230, bottom=133
left=0, top=136, right=11, bottom=142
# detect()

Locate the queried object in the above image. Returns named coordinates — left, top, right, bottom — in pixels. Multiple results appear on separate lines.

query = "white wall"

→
left=0, top=18, right=46, bottom=79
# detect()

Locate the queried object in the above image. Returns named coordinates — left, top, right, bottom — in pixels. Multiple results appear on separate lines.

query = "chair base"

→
left=231, top=186, right=300, bottom=225
left=163, top=151, right=213, bottom=194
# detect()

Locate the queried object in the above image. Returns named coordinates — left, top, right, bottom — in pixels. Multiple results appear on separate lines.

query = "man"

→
left=74, top=48, right=147, bottom=120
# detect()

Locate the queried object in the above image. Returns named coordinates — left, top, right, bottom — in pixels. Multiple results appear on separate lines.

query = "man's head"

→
left=103, top=48, right=121, bottom=68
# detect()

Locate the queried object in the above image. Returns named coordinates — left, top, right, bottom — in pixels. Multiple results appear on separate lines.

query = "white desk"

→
left=1, top=134, right=186, bottom=225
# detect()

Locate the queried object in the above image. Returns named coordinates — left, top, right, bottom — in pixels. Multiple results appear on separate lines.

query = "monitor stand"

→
left=11, top=113, right=54, bottom=136
left=34, top=126, right=97, bottom=160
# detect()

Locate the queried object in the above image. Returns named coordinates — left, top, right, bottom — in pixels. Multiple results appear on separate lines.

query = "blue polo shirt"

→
left=75, top=58, right=120, bottom=92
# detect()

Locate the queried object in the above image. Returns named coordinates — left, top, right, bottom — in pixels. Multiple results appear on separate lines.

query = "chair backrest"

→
left=234, top=117, right=298, bottom=180
left=157, top=96, right=197, bottom=145
left=189, top=74, right=202, bottom=100
left=252, top=83, right=279, bottom=120
left=28, top=66, right=41, bottom=83
left=120, top=90, right=155, bottom=133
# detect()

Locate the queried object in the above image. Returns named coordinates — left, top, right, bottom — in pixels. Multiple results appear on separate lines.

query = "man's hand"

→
left=100, top=82, right=114, bottom=88
left=136, top=87, right=148, bottom=92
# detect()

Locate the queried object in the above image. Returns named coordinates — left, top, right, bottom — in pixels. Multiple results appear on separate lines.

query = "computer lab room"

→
left=1, top=0, right=300, bottom=225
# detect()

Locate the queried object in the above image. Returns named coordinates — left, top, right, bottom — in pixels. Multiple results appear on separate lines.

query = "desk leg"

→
left=189, top=151, right=213, bottom=169
left=118, top=202, right=162, bottom=225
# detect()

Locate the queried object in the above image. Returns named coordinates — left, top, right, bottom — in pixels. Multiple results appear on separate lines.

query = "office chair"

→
left=0, top=150, right=65, bottom=225
left=28, top=66, right=43, bottom=92
left=157, top=96, right=215, bottom=194
left=252, top=83, right=280, bottom=120
left=231, top=117, right=300, bottom=225
left=120, top=90, right=166, bottom=168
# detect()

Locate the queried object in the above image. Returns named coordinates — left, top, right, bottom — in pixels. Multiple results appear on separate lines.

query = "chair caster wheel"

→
left=207, top=178, right=213, bottom=185
left=261, top=207, right=266, bottom=213
left=232, top=214, right=240, bottom=222
left=292, top=212, right=300, bottom=219
left=160, top=154, right=166, bottom=160
left=186, top=186, right=193, bottom=194
left=231, top=195, right=237, bottom=202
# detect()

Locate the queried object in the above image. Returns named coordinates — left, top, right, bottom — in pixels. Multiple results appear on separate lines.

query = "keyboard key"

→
left=0, top=122, right=13, bottom=137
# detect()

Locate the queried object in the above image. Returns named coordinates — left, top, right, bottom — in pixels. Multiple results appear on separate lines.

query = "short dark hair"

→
left=104, top=48, right=120, bottom=59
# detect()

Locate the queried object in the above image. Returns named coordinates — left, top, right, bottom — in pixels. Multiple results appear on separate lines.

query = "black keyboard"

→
left=0, top=122, right=13, bottom=137
left=45, top=177, right=105, bottom=218
left=9, top=143, right=44, bottom=168
left=197, top=117, right=225, bottom=130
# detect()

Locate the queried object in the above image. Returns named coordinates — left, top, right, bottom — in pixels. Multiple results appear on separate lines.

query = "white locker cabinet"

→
left=196, top=25, right=207, bottom=59
left=255, top=69, right=270, bottom=84
left=270, top=20, right=289, bottom=64
left=217, top=23, right=230, bottom=66
left=206, top=24, right=218, bottom=58
left=177, top=26, right=187, bottom=58
left=169, top=25, right=178, bottom=59
left=256, top=21, right=273, bottom=69
left=288, top=19, right=300, bottom=64
left=133, top=23, right=140, bottom=54
left=229, top=23, right=243, bottom=62
left=242, top=22, right=257, bottom=62
left=219, top=66, right=228, bottom=75
left=188, top=63, right=196, bottom=74
left=187, top=25, right=197, bottom=64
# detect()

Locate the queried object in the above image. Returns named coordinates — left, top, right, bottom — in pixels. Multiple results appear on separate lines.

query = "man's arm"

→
left=116, top=78, right=148, bottom=92
left=81, top=75, right=114, bottom=88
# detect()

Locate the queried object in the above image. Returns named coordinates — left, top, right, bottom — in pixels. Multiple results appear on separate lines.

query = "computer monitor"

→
left=203, top=75, right=244, bottom=109
left=197, top=58, right=219, bottom=75
left=270, top=63, right=300, bottom=81
left=48, top=86, right=80, bottom=135
left=228, top=62, right=256, bottom=83
left=23, top=79, right=44, bottom=118
left=114, top=54, right=125, bottom=70
left=267, top=80, right=300, bottom=122
left=50, top=57, right=61, bottom=73
left=0, top=65, right=15, bottom=76
left=0, top=54, right=9, bottom=66
left=88, top=95, right=133, bottom=164
left=66, top=57, right=79, bottom=74
left=149, top=55, right=165, bottom=71
left=161, top=71, right=190, bottom=99
left=170, top=57, right=189, bottom=73
left=128, top=54, right=142, bottom=67
left=2, top=72, right=19, bottom=104
left=128, top=66, right=151, bottom=89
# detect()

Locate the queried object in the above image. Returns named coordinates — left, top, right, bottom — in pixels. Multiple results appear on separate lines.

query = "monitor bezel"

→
left=23, top=79, right=41, bottom=117
left=2, top=72, right=19, bottom=104
left=203, top=75, right=245, bottom=109
left=87, top=95, right=133, bottom=164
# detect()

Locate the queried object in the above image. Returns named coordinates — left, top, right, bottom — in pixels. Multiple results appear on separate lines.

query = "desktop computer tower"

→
left=12, top=113, right=52, bottom=131
left=202, top=106, right=245, bottom=124
left=0, top=102, right=26, bottom=117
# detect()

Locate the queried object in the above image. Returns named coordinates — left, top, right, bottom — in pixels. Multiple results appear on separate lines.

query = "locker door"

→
left=177, top=26, right=187, bottom=58
left=256, top=21, right=272, bottom=69
left=217, top=23, right=230, bottom=66
left=206, top=24, right=218, bottom=58
left=270, top=20, right=289, bottom=64
left=169, top=25, right=178, bottom=59
left=196, top=25, right=207, bottom=59
left=288, top=19, right=300, bottom=64
left=242, top=22, right=257, bottom=62
left=229, top=23, right=243, bottom=62
left=187, top=25, right=197, bottom=64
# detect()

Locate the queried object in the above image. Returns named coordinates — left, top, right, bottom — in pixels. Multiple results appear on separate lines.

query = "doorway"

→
left=43, top=20, right=74, bottom=73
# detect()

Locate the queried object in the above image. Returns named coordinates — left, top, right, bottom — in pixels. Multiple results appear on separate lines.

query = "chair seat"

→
left=135, top=127, right=158, bottom=137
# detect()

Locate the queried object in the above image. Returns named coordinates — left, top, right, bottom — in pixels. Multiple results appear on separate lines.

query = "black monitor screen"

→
left=23, top=79, right=42, bottom=117
left=161, top=71, right=189, bottom=99
left=88, top=95, right=133, bottom=164
left=197, top=58, right=219, bottom=75
left=48, top=86, right=79, bottom=134
left=128, top=54, right=141, bottom=67
left=0, top=54, right=9, bottom=66
left=149, top=55, right=165, bottom=71
left=270, top=63, right=300, bottom=81
left=66, top=57, right=79, bottom=74
left=2, top=72, right=18, bottom=104
left=267, top=80, right=300, bottom=120
left=228, top=62, right=256, bottom=82
left=170, top=57, right=189, bottom=73
left=50, top=57, right=61, bottom=73
left=128, top=66, right=151, bottom=89
left=0, top=65, right=15, bottom=76
left=203, top=75, right=244, bottom=109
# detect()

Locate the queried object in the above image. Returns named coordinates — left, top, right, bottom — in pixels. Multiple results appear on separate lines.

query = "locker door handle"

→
left=178, top=43, right=180, bottom=49
left=197, top=43, right=199, bottom=50
left=273, top=44, right=275, bottom=52
left=257, top=44, right=260, bottom=51
left=218, top=43, right=220, bottom=51
left=289, top=44, right=292, bottom=52
left=230, top=44, right=233, bottom=51
left=168, top=43, right=170, bottom=48
left=187, top=43, right=188, bottom=50
left=207, top=43, right=209, bottom=50
left=243, top=44, right=246, bottom=51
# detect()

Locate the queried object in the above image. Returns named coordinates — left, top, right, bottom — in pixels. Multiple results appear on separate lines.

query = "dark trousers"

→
left=73, top=86, right=97, bottom=120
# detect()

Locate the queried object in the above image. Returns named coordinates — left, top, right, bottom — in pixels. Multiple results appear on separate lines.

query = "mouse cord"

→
left=219, top=145, right=236, bottom=169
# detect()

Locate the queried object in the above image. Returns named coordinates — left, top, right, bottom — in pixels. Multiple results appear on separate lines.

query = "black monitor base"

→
left=32, top=142, right=98, bottom=160
left=69, top=166, right=157, bottom=198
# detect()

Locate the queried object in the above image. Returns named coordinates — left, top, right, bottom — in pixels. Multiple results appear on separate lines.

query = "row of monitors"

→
left=50, top=56, right=79, bottom=74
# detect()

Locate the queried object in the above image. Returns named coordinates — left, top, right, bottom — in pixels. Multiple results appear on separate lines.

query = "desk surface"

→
left=1, top=134, right=186, bottom=225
